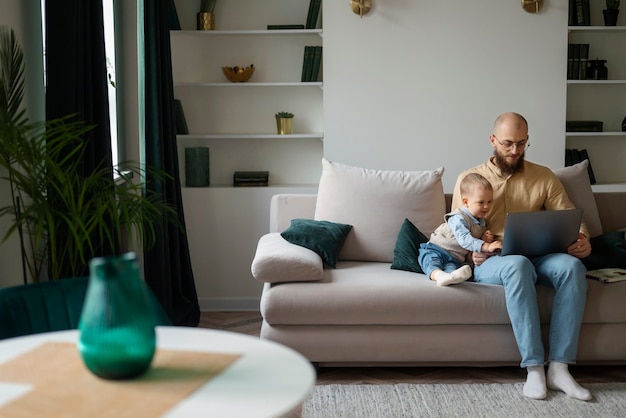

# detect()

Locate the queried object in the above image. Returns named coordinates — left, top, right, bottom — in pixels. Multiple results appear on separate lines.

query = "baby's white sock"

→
left=436, top=265, right=472, bottom=286
left=547, top=361, right=592, bottom=401
left=523, top=365, right=547, bottom=400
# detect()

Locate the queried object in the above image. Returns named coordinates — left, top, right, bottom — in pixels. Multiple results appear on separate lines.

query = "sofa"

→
left=251, top=158, right=626, bottom=367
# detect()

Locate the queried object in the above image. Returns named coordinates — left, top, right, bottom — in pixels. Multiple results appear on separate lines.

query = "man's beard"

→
left=493, top=150, right=524, bottom=176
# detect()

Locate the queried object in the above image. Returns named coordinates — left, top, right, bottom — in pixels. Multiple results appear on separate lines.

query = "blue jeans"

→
left=473, top=253, right=587, bottom=368
left=418, top=242, right=466, bottom=279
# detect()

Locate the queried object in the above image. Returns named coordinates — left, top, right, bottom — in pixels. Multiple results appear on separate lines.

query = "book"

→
left=267, top=24, right=305, bottom=30
left=586, top=268, right=626, bottom=283
left=301, top=46, right=315, bottom=82
left=310, top=46, right=322, bottom=82
left=578, top=43, right=589, bottom=80
left=306, top=0, right=322, bottom=29
left=233, top=171, right=269, bottom=187
left=579, top=149, right=596, bottom=184
left=174, top=99, right=189, bottom=134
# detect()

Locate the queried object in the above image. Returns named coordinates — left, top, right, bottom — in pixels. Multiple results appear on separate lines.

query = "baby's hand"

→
left=482, top=230, right=494, bottom=243
left=487, top=241, right=502, bottom=253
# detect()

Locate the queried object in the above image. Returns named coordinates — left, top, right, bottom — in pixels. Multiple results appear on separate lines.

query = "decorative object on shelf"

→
left=587, top=59, right=608, bottom=80
left=603, top=0, right=620, bottom=26
left=521, top=0, right=543, bottom=13
left=185, top=147, right=210, bottom=187
left=78, top=253, right=157, bottom=380
left=222, top=65, right=255, bottom=82
left=276, top=112, right=294, bottom=135
left=566, top=120, right=603, bottom=132
left=569, top=0, right=590, bottom=25
left=197, top=0, right=216, bottom=30
left=351, top=0, right=372, bottom=17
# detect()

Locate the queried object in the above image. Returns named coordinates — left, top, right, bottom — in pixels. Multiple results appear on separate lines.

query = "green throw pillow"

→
left=582, top=230, right=626, bottom=270
left=281, top=219, right=352, bottom=268
left=390, top=218, right=429, bottom=273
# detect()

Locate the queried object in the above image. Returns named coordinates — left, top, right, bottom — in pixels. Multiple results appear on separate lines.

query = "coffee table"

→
left=0, top=326, right=315, bottom=417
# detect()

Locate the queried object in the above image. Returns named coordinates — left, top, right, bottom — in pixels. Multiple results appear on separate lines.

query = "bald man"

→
left=452, top=112, right=592, bottom=401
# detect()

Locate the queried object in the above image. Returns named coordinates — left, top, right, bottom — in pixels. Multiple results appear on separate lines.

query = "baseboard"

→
left=198, top=297, right=260, bottom=312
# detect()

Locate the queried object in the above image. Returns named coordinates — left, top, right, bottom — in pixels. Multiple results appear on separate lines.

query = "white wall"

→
left=323, top=1, right=568, bottom=191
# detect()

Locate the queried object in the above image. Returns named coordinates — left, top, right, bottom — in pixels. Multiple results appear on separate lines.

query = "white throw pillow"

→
left=314, top=158, right=445, bottom=262
left=554, top=159, right=603, bottom=238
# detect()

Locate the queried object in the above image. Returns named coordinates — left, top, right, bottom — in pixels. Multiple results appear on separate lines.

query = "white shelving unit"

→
left=170, top=3, right=323, bottom=188
left=566, top=19, right=626, bottom=192
left=170, top=0, right=323, bottom=308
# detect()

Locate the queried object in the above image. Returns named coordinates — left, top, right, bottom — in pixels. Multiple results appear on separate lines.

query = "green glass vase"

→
left=78, top=253, right=156, bottom=380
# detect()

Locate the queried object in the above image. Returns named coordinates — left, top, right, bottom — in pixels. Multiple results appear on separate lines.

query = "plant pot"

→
left=276, top=118, right=293, bottom=135
left=603, top=9, right=619, bottom=26
left=197, top=12, right=215, bottom=30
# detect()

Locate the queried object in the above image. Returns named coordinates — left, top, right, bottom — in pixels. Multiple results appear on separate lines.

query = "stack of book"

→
left=233, top=171, right=269, bottom=187
left=301, top=46, right=322, bottom=82
left=566, top=120, right=603, bottom=132
left=567, top=43, right=589, bottom=80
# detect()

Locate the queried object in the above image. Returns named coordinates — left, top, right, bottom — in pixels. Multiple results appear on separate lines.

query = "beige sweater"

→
left=451, top=158, right=588, bottom=241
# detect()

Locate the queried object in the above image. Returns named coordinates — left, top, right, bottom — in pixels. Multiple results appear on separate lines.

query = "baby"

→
left=418, top=173, right=502, bottom=286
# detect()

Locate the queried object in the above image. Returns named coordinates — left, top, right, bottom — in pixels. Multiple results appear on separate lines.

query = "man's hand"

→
left=472, top=251, right=492, bottom=266
left=567, top=233, right=591, bottom=259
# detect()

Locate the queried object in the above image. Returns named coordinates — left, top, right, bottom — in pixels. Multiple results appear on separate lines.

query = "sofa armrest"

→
left=251, top=233, right=324, bottom=283
left=269, top=194, right=318, bottom=233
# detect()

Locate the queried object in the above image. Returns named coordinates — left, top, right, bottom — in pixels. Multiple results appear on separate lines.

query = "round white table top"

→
left=0, top=326, right=315, bottom=417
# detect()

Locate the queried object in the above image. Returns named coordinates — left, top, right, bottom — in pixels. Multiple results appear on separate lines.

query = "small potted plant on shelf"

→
left=604, top=0, right=620, bottom=26
left=275, top=112, right=294, bottom=135
left=197, top=0, right=217, bottom=30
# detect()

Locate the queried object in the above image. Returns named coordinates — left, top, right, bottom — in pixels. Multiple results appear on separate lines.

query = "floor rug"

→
left=302, top=382, right=626, bottom=417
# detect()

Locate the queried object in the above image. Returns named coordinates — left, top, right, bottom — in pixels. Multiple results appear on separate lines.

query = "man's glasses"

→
left=493, top=135, right=530, bottom=150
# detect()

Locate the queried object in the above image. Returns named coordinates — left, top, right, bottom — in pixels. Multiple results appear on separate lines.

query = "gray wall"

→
left=323, top=1, right=567, bottom=191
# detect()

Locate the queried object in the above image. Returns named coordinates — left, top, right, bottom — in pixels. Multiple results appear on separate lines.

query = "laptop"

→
left=499, top=209, right=583, bottom=258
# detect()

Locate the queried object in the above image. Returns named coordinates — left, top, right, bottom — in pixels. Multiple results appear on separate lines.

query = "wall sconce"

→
left=521, top=0, right=543, bottom=13
left=350, top=0, right=372, bottom=18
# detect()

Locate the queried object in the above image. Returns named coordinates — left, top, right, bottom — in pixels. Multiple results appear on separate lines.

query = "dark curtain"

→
left=142, top=0, right=200, bottom=326
left=45, top=0, right=114, bottom=278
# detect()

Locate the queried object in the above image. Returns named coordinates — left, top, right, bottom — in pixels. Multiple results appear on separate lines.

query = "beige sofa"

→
left=251, top=159, right=626, bottom=367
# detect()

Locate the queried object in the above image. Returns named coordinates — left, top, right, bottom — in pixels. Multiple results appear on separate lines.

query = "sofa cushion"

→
left=251, top=233, right=324, bottom=283
left=582, top=230, right=626, bottom=270
left=314, top=158, right=445, bottom=262
left=390, top=218, right=429, bottom=273
left=280, top=219, right=352, bottom=268
left=554, top=160, right=603, bottom=238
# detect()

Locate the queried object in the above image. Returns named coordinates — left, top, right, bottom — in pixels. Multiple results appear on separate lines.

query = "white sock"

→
left=435, top=265, right=472, bottom=286
left=547, top=361, right=592, bottom=401
left=523, top=365, right=547, bottom=400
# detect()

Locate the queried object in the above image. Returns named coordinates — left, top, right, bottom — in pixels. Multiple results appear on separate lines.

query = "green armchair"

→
left=0, top=277, right=171, bottom=340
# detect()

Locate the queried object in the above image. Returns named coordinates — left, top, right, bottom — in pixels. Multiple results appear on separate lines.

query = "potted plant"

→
left=0, top=26, right=177, bottom=283
left=275, top=112, right=294, bottom=135
left=604, top=0, right=620, bottom=26
left=197, top=0, right=217, bottom=30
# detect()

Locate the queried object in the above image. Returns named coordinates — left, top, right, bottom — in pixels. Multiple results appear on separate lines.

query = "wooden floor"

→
left=198, top=311, right=626, bottom=385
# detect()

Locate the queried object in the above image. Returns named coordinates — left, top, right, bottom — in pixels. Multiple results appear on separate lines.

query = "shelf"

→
left=171, top=29, right=323, bottom=36
left=183, top=184, right=319, bottom=190
left=566, top=132, right=626, bottom=137
left=567, top=80, right=626, bottom=84
left=174, top=82, right=323, bottom=87
left=591, top=183, right=626, bottom=192
left=568, top=26, right=626, bottom=33
left=178, top=133, right=323, bottom=140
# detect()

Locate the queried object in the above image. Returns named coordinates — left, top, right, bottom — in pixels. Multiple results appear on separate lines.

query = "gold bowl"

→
left=222, top=65, right=255, bottom=82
